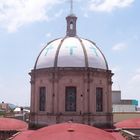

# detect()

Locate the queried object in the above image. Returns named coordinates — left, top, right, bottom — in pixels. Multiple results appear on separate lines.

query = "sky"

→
left=0, top=0, right=140, bottom=106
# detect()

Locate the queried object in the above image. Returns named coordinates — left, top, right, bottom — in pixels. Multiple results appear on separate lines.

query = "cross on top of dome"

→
left=70, top=0, right=73, bottom=15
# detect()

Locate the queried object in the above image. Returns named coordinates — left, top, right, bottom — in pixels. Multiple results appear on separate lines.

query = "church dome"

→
left=35, top=37, right=108, bottom=70
left=34, top=13, right=108, bottom=70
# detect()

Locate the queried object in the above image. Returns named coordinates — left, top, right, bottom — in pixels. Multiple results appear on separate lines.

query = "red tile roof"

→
left=28, top=122, right=116, bottom=140
left=14, top=123, right=128, bottom=140
left=0, top=118, right=28, bottom=131
left=110, top=132, right=125, bottom=140
left=12, top=130, right=34, bottom=140
left=115, top=118, right=140, bottom=129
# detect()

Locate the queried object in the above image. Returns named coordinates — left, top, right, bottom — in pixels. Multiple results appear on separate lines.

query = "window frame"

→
left=65, top=86, right=77, bottom=112
left=96, top=87, right=103, bottom=112
left=39, top=87, right=46, bottom=112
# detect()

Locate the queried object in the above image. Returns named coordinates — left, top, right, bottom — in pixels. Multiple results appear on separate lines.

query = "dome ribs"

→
left=76, top=36, right=89, bottom=67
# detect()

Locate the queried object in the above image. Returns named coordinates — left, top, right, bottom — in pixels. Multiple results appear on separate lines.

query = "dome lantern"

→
left=66, top=14, right=77, bottom=37
left=66, top=0, right=77, bottom=37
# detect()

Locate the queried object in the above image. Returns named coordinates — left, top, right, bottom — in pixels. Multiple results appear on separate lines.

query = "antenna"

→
left=70, top=0, right=73, bottom=14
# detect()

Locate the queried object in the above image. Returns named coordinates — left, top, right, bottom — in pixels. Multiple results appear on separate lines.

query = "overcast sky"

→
left=0, top=0, right=139, bottom=106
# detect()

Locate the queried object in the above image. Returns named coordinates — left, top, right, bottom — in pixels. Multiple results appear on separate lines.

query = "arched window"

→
left=39, top=87, right=46, bottom=111
left=65, top=86, right=76, bottom=111
left=96, top=87, right=103, bottom=112
left=70, top=21, right=74, bottom=30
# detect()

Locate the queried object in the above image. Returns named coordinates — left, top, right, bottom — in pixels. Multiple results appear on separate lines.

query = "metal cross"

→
left=70, top=0, right=73, bottom=14
left=89, top=46, right=98, bottom=57
left=66, top=45, right=77, bottom=55
left=45, top=45, right=54, bottom=56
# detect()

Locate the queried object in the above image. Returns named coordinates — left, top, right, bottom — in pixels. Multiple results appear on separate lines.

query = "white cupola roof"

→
left=34, top=14, right=108, bottom=70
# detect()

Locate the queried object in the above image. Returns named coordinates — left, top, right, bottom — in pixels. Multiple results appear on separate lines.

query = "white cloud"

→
left=89, top=0, right=134, bottom=12
left=136, top=68, right=140, bottom=74
left=46, top=33, right=52, bottom=38
left=111, top=65, right=121, bottom=73
left=54, top=9, right=63, bottom=18
left=131, top=74, right=140, bottom=83
left=112, top=42, right=128, bottom=51
left=126, top=68, right=140, bottom=92
left=0, top=0, right=64, bottom=32
left=130, top=69, right=140, bottom=84
left=124, top=69, right=140, bottom=101
left=83, top=13, right=89, bottom=18
left=133, top=35, right=139, bottom=41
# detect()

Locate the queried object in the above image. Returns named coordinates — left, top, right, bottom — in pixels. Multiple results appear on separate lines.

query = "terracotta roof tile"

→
left=12, top=130, right=34, bottom=140
left=110, top=132, right=125, bottom=140
left=115, top=118, right=140, bottom=129
left=0, top=118, right=28, bottom=131
left=28, top=123, right=116, bottom=140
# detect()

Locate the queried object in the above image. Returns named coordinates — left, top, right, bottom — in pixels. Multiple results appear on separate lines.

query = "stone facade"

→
left=29, top=67, right=113, bottom=128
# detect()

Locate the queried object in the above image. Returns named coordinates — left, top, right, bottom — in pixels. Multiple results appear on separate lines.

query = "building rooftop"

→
left=0, top=118, right=28, bottom=131
left=13, top=122, right=118, bottom=140
left=115, top=118, right=140, bottom=129
left=11, top=130, right=34, bottom=140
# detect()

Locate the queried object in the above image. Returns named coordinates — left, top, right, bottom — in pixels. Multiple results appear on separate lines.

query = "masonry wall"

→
left=30, top=68, right=113, bottom=128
